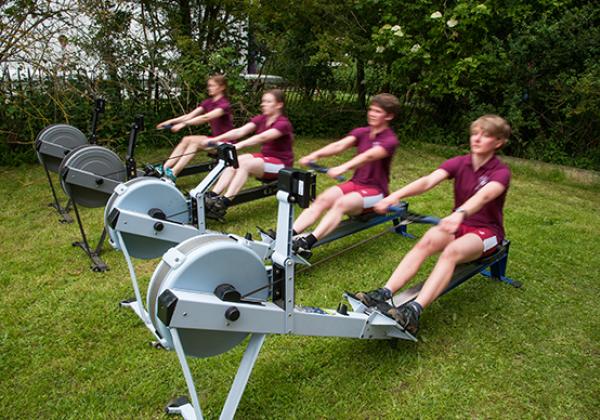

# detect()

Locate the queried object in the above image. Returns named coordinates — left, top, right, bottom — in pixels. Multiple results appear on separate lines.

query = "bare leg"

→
left=212, top=167, right=236, bottom=195
left=224, top=155, right=265, bottom=198
left=415, top=233, right=483, bottom=308
left=163, top=137, right=193, bottom=169
left=171, top=136, right=210, bottom=175
left=211, top=154, right=255, bottom=195
left=293, top=186, right=343, bottom=234
left=384, top=227, right=455, bottom=293
left=312, top=192, right=364, bottom=239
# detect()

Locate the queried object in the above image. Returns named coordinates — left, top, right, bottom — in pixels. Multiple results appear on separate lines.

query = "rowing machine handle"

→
left=417, top=215, right=441, bottom=225
left=387, top=205, right=404, bottom=213
left=307, top=161, right=346, bottom=182
left=388, top=206, right=441, bottom=225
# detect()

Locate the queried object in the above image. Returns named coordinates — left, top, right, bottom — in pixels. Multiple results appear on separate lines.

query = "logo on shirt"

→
left=476, top=175, right=490, bottom=191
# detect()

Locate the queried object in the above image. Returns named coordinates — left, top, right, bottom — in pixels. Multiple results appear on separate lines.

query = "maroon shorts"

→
left=455, top=224, right=499, bottom=256
left=252, top=153, right=285, bottom=180
left=336, top=181, right=384, bottom=209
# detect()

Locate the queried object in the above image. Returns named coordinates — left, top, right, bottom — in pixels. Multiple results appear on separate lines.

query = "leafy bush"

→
left=1, top=1, right=598, bottom=170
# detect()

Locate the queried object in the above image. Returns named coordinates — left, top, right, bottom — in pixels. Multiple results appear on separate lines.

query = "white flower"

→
left=392, top=25, right=404, bottom=36
left=430, top=11, right=442, bottom=19
left=376, top=46, right=385, bottom=53
left=446, top=18, right=458, bottom=27
left=410, top=43, right=421, bottom=53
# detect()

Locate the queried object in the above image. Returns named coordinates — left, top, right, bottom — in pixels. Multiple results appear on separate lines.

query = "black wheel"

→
left=119, top=298, right=136, bottom=307
left=150, top=341, right=165, bottom=350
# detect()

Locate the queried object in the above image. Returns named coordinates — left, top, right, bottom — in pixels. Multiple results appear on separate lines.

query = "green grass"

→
left=1, top=138, right=599, bottom=419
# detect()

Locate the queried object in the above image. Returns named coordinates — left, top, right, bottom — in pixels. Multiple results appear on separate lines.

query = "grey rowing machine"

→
left=145, top=168, right=415, bottom=419
left=104, top=144, right=273, bottom=344
left=35, top=98, right=105, bottom=223
left=58, top=115, right=144, bottom=272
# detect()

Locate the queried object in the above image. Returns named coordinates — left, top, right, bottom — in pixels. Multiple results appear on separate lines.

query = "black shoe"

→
left=206, top=197, right=227, bottom=221
left=204, top=193, right=219, bottom=211
left=387, top=304, right=420, bottom=335
left=292, top=236, right=313, bottom=259
left=206, top=191, right=219, bottom=199
left=354, top=288, right=392, bottom=307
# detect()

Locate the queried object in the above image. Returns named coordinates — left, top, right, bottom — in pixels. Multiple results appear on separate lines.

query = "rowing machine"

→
left=145, top=134, right=279, bottom=218
left=264, top=164, right=423, bottom=262
left=390, top=239, right=520, bottom=313
left=35, top=98, right=106, bottom=223
left=59, top=115, right=144, bottom=271
left=144, top=168, right=414, bottom=419
left=105, top=144, right=274, bottom=343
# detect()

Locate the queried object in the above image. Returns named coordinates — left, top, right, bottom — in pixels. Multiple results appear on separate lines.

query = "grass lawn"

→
left=0, top=137, right=599, bottom=419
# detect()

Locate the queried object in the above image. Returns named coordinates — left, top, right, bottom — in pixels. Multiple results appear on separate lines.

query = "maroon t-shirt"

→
left=199, top=96, right=233, bottom=136
left=348, top=126, right=399, bottom=195
left=250, top=114, right=294, bottom=167
left=439, top=154, right=511, bottom=240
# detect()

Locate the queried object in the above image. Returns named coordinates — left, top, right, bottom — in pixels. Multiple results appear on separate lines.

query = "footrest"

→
left=120, top=297, right=136, bottom=306
left=91, top=263, right=108, bottom=273
left=294, top=248, right=312, bottom=259
left=344, top=291, right=393, bottom=316
left=150, top=340, right=166, bottom=350
left=165, top=396, right=190, bottom=412
left=205, top=208, right=226, bottom=222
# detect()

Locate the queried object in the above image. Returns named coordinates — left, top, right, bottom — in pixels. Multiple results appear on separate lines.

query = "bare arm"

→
left=437, top=181, right=507, bottom=234
left=178, top=107, right=225, bottom=127
left=328, top=145, right=389, bottom=178
left=170, top=107, right=226, bottom=133
left=374, top=169, right=450, bottom=213
left=211, top=122, right=257, bottom=143
left=235, top=127, right=283, bottom=150
left=157, top=106, right=205, bottom=128
left=299, top=135, right=357, bottom=166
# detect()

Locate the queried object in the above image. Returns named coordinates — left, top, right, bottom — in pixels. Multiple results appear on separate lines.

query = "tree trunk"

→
left=177, top=0, right=192, bottom=39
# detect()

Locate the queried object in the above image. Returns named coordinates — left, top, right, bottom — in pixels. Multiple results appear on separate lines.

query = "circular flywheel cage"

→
left=59, top=145, right=126, bottom=208
left=104, top=177, right=190, bottom=259
left=35, top=124, right=88, bottom=172
left=147, top=234, right=270, bottom=358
